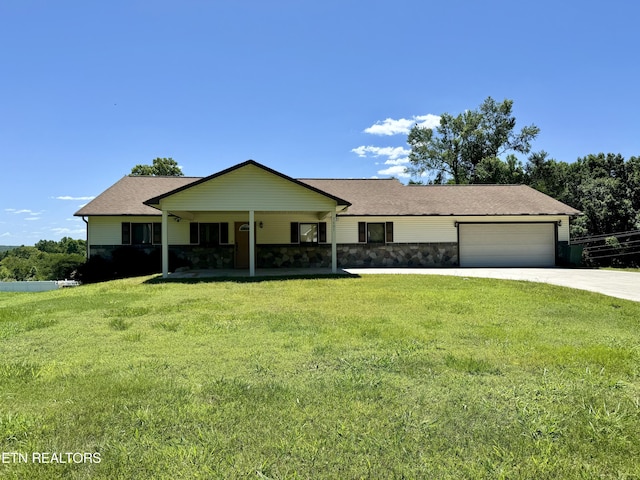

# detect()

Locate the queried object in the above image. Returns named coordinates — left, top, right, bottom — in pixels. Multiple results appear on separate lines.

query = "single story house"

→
left=74, top=160, right=582, bottom=277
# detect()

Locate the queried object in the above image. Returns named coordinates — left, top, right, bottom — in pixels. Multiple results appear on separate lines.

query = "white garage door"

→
left=459, top=223, right=556, bottom=267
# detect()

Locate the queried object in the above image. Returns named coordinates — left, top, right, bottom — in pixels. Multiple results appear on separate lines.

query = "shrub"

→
left=75, top=248, right=190, bottom=283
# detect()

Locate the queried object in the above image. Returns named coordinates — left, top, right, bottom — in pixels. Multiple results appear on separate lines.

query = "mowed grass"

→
left=1, top=274, right=639, bottom=479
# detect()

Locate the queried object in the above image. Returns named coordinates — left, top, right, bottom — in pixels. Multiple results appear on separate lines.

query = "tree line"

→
left=0, top=237, right=86, bottom=281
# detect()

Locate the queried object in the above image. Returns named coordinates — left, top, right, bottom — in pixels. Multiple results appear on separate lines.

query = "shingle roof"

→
left=74, top=176, right=199, bottom=216
left=75, top=170, right=582, bottom=217
left=301, top=179, right=582, bottom=216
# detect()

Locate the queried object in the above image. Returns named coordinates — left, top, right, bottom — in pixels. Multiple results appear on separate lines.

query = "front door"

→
left=235, top=222, right=250, bottom=268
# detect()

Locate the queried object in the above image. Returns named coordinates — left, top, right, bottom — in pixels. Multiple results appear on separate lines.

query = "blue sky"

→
left=1, top=0, right=639, bottom=245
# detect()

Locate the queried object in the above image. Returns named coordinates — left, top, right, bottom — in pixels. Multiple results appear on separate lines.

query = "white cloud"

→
left=363, top=114, right=441, bottom=136
left=50, top=227, right=85, bottom=236
left=414, top=114, right=442, bottom=130
left=24, top=217, right=40, bottom=221
left=1, top=232, right=10, bottom=237
left=6, top=209, right=44, bottom=216
left=351, top=145, right=410, bottom=160
left=354, top=113, right=440, bottom=180
left=377, top=165, right=411, bottom=178
left=364, top=118, right=414, bottom=136
left=351, top=146, right=368, bottom=157
left=383, top=157, right=409, bottom=166
left=55, top=196, right=96, bottom=201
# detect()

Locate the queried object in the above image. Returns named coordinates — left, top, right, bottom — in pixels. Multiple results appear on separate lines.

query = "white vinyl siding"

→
left=335, top=217, right=402, bottom=244
left=88, top=213, right=339, bottom=247
left=158, top=164, right=337, bottom=212
left=336, top=215, right=570, bottom=244
left=246, top=212, right=335, bottom=244
left=459, top=223, right=556, bottom=267
left=88, top=216, right=190, bottom=245
left=88, top=214, right=571, bottom=254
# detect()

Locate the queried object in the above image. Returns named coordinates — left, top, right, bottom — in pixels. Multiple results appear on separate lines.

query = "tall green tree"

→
left=566, top=154, right=636, bottom=237
left=407, top=97, right=539, bottom=184
left=474, top=154, right=526, bottom=184
left=626, top=156, right=640, bottom=226
left=35, top=237, right=85, bottom=255
left=524, top=151, right=572, bottom=201
left=131, top=157, right=183, bottom=176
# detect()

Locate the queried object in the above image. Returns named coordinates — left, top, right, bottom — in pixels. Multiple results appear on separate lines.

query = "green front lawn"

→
left=603, top=267, right=640, bottom=273
left=1, top=275, right=639, bottom=479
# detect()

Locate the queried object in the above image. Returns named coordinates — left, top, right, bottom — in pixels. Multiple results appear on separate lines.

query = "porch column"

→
left=331, top=210, right=337, bottom=273
left=162, top=209, right=169, bottom=278
left=249, top=210, right=255, bottom=277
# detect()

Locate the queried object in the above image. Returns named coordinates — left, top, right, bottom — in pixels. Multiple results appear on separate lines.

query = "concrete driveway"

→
left=345, top=268, right=640, bottom=303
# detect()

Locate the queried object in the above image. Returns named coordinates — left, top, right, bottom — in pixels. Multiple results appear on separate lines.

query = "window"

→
left=300, top=223, right=318, bottom=243
left=122, top=222, right=130, bottom=244
left=190, top=223, right=229, bottom=245
left=358, top=222, right=394, bottom=243
left=153, top=223, right=162, bottom=244
left=133, top=224, right=152, bottom=245
left=367, top=223, right=385, bottom=243
left=122, top=222, right=161, bottom=245
left=291, top=222, right=328, bottom=244
left=200, top=223, right=220, bottom=247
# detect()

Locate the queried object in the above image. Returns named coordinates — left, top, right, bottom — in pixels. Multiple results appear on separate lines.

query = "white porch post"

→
left=162, top=209, right=169, bottom=278
left=331, top=210, right=337, bottom=273
left=249, top=210, right=255, bottom=277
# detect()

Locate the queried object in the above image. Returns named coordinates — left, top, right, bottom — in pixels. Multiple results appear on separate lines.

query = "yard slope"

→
left=1, top=274, right=639, bottom=479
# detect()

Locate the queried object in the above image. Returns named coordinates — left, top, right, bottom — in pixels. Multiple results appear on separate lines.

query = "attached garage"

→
left=459, top=223, right=556, bottom=267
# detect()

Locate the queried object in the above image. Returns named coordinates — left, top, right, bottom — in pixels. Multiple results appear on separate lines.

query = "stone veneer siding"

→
left=257, top=243, right=459, bottom=268
left=89, top=242, right=459, bottom=269
left=89, top=245, right=234, bottom=269
left=338, top=243, right=458, bottom=267
left=257, top=245, right=332, bottom=268
left=172, top=245, right=235, bottom=269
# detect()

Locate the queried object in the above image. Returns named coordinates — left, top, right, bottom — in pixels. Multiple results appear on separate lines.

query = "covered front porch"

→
left=159, top=209, right=340, bottom=277
left=143, top=160, right=351, bottom=278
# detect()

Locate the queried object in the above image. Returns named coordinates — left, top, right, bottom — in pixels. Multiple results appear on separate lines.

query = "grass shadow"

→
left=144, top=271, right=360, bottom=285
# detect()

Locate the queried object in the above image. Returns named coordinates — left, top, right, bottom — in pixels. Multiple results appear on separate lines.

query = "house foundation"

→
left=89, top=242, right=458, bottom=270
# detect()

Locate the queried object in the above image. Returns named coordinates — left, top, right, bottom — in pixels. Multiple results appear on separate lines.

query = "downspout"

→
left=82, top=216, right=89, bottom=259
